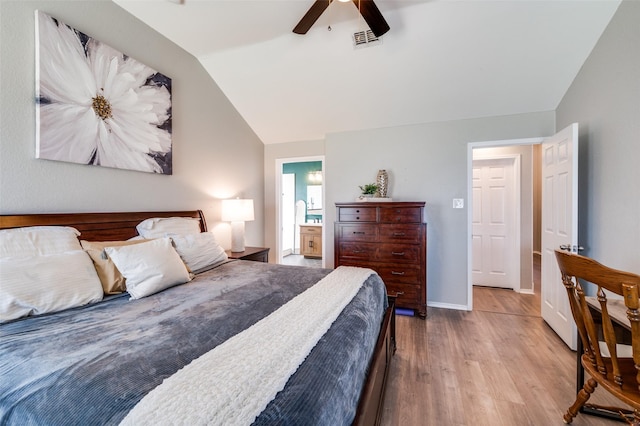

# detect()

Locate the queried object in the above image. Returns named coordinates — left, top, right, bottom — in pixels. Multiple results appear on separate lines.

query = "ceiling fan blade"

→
left=351, top=0, right=390, bottom=37
left=293, top=0, right=333, bottom=34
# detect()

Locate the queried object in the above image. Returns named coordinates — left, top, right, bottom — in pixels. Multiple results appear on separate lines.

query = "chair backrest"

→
left=555, top=249, right=640, bottom=389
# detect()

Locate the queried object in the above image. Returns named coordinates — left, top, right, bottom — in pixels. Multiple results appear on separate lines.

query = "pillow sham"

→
left=171, top=232, right=228, bottom=274
left=104, top=238, right=191, bottom=300
left=0, top=226, right=82, bottom=258
left=81, top=239, right=150, bottom=294
left=136, top=217, right=201, bottom=239
left=0, top=250, right=103, bottom=322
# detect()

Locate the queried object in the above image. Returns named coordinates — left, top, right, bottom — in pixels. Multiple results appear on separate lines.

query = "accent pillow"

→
left=104, top=238, right=191, bottom=300
left=0, top=251, right=103, bottom=322
left=135, top=217, right=201, bottom=239
left=0, top=226, right=82, bottom=258
left=81, top=239, right=150, bottom=294
left=171, top=232, right=228, bottom=274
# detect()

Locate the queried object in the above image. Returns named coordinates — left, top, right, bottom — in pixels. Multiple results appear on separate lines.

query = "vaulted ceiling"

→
left=114, top=0, right=621, bottom=144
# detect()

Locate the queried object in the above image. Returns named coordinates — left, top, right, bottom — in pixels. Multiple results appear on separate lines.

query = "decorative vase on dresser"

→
left=376, top=169, right=389, bottom=198
left=334, top=201, right=427, bottom=318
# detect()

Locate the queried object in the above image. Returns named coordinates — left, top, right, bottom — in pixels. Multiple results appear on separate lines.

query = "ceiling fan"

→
left=293, top=0, right=390, bottom=37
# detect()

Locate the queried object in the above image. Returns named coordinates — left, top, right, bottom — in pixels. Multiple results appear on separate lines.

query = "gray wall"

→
left=556, top=0, right=640, bottom=273
left=0, top=1, right=265, bottom=248
left=324, top=113, right=554, bottom=308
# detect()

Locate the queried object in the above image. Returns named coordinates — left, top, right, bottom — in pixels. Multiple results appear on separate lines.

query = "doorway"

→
left=275, top=156, right=325, bottom=268
left=467, top=138, right=544, bottom=313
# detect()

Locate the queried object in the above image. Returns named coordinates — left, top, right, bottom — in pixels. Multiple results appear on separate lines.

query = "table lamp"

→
left=221, top=198, right=254, bottom=252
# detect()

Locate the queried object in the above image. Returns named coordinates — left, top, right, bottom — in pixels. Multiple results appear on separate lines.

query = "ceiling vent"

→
left=353, top=30, right=382, bottom=49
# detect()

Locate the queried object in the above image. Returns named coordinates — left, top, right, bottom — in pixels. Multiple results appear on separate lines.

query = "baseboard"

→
left=427, top=301, right=470, bottom=311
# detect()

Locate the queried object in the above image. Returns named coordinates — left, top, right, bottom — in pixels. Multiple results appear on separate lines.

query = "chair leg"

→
left=563, top=378, right=598, bottom=424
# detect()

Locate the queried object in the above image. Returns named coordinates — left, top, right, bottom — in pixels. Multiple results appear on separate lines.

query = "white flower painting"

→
left=35, top=11, right=173, bottom=174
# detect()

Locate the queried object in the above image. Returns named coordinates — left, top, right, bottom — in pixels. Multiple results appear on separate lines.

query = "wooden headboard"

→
left=0, top=210, right=207, bottom=241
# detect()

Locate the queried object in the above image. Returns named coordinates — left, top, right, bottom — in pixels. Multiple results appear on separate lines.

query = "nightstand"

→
left=225, top=246, right=270, bottom=263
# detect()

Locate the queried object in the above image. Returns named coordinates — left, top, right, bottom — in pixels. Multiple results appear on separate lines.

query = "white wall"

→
left=0, top=1, right=265, bottom=249
left=556, top=0, right=640, bottom=273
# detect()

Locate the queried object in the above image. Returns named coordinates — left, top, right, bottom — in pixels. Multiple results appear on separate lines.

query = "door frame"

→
left=466, top=137, right=543, bottom=311
left=471, top=154, right=521, bottom=292
left=281, top=173, right=296, bottom=256
left=275, top=156, right=325, bottom=266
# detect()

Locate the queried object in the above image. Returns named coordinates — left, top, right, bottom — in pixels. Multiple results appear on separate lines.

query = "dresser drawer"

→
left=377, top=265, right=421, bottom=284
left=376, top=244, right=420, bottom=263
left=338, top=242, right=376, bottom=260
left=300, top=225, right=322, bottom=235
left=384, top=282, right=422, bottom=305
left=338, top=207, right=377, bottom=222
left=378, top=224, right=422, bottom=243
left=379, top=207, right=422, bottom=223
left=336, top=224, right=377, bottom=242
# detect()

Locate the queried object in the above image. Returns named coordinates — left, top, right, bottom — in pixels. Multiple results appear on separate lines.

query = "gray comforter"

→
left=0, top=260, right=387, bottom=425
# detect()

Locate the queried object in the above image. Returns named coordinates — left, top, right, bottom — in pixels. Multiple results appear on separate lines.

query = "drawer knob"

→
left=391, top=271, right=405, bottom=276
left=353, top=231, right=365, bottom=235
left=356, top=217, right=360, bottom=220
left=391, top=252, right=405, bottom=256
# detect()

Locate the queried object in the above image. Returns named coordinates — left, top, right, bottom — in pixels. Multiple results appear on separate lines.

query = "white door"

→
left=541, top=123, right=579, bottom=349
left=472, top=157, right=518, bottom=289
left=281, top=174, right=295, bottom=257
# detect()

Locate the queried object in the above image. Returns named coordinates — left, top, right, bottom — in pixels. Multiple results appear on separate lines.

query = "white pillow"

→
left=136, top=217, right=201, bottom=239
left=104, top=238, right=191, bottom=300
left=0, top=226, right=82, bottom=258
left=0, top=251, right=103, bottom=322
left=171, top=232, right=228, bottom=274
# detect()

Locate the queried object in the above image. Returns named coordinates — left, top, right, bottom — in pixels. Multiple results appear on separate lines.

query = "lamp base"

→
left=230, top=221, right=246, bottom=252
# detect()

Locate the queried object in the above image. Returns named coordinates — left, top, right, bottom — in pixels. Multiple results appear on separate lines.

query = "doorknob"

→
left=559, top=244, right=585, bottom=253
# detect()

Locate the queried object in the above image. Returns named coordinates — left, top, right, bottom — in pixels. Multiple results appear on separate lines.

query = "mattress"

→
left=0, top=260, right=387, bottom=425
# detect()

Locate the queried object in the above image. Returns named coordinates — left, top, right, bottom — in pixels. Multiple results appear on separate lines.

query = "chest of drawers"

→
left=334, top=202, right=427, bottom=318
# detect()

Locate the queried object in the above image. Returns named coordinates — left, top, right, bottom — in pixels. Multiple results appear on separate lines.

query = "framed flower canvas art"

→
left=35, top=11, right=173, bottom=175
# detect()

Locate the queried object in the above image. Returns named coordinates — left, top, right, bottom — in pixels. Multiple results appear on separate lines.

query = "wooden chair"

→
left=555, top=249, right=640, bottom=424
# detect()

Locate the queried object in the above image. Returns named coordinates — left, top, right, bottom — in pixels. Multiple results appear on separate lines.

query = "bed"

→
left=0, top=210, right=395, bottom=425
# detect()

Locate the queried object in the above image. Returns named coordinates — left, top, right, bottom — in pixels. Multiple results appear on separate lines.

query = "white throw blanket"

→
left=120, top=266, right=375, bottom=426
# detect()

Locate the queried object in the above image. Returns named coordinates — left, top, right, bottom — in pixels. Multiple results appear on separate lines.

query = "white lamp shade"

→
left=222, top=199, right=254, bottom=252
left=221, top=199, right=255, bottom=222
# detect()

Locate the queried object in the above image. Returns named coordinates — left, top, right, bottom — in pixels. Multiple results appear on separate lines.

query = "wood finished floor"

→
left=380, top=257, right=624, bottom=425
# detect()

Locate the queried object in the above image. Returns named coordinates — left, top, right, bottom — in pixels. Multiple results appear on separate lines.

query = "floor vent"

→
left=353, top=30, right=382, bottom=49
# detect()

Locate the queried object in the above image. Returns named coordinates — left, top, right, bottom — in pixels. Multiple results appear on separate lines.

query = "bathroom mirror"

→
left=306, top=185, right=322, bottom=214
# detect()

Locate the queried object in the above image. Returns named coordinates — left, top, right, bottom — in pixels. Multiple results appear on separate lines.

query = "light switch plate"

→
left=453, top=198, right=464, bottom=209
